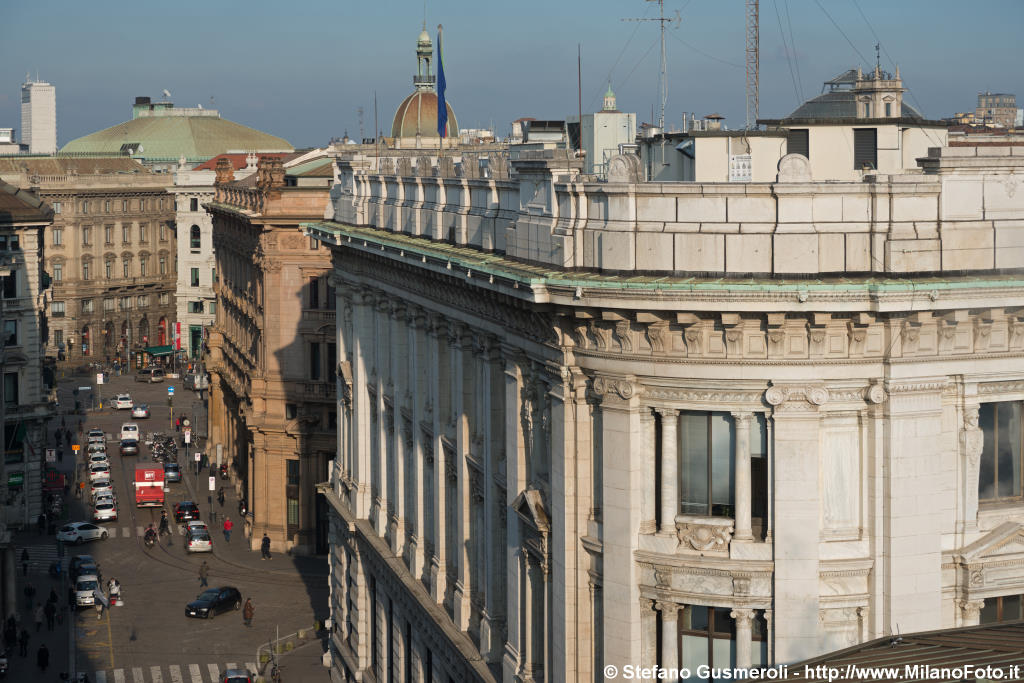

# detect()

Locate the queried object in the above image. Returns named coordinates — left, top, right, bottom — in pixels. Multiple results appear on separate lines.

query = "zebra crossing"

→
left=90, top=661, right=259, bottom=683
left=21, top=524, right=186, bottom=574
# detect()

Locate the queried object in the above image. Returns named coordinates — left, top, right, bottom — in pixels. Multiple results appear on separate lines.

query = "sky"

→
left=0, top=0, right=1021, bottom=149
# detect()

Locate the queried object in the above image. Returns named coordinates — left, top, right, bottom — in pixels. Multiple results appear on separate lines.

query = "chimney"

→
left=214, top=157, right=235, bottom=185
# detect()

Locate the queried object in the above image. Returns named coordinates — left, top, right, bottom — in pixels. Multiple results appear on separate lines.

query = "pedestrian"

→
left=36, top=642, right=49, bottom=672
left=17, top=628, right=28, bottom=656
left=48, top=588, right=58, bottom=605
left=44, top=600, right=55, bottom=631
left=24, top=582, right=36, bottom=610
left=238, top=499, right=247, bottom=517
left=34, top=604, right=44, bottom=632
left=199, top=561, right=209, bottom=587
left=222, top=517, right=233, bottom=543
left=261, top=533, right=272, bottom=560
left=175, top=417, right=180, bottom=432
left=217, top=487, right=225, bottom=507
left=67, top=586, right=76, bottom=611
left=243, top=598, right=254, bottom=627
left=37, top=513, right=46, bottom=534
left=21, top=548, right=29, bottom=576
left=54, top=428, right=61, bottom=445
left=57, top=446, right=63, bottom=462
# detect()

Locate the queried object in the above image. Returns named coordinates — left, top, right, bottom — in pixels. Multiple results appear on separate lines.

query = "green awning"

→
left=144, top=345, right=174, bottom=356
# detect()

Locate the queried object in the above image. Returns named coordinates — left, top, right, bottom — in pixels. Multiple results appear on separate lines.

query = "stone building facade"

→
left=310, top=143, right=1024, bottom=682
left=0, top=157, right=177, bottom=365
left=205, top=155, right=336, bottom=555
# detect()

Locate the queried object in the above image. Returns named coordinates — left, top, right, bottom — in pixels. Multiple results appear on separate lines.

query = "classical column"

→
left=658, top=409, right=678, bottom=535
left=374, top=299, right=389, bottom=537
left=960, top=599, right=985, bottom=627
left=731, top=412, right=754, bottom=542
left=657, top=601, right=680, bottom=679
left=640, top=598, right=657, bottom=668
left=390, top=304, right=406, bottom=557
left=961, top=404, right=983, bottom=534
left=428, top=316, right=447, bottom=602
left=520, top=551, right=536, bottom=680
left=454, top=325, right=472, bottom=630
left=408, top=310, right=426, bottom=578
left=730, top=608, right=756, bottom=669
left=639, top=409, right=657, bottom=534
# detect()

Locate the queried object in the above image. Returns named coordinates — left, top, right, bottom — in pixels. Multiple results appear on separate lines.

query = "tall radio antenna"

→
left=622, top=0, right=680, bottom=130
left=745, top=0, right=759, bottom=129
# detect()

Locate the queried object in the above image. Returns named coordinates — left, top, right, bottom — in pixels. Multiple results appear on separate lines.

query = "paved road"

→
left=9, top=369, right=331, bottom=682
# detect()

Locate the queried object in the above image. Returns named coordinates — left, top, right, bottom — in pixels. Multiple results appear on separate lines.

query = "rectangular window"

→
left=287, top=460, right=300, bottom=486
left=191, top=268, right=200, bottom=287
left=3, top=373, right=18, bottom=405
left=0, top=236, right=6, bottom=250
left=981, top=594, right=1024, bottom=624
left=2, top=320, right=17, bottom=346
left=679, top=411, right=735, bottom=517
left=123, top=226, right=131, bottom=244
left=81, top=299, right=93, bottom=314
left=105, top=261, right=113, bottom=279
left=3, top=422, right=23, bottom=463
left=310, top=341, right=321, bottom=380
left=190, top=198, right=198, bottom=211
left=160, top=225, right=167, bottom=241
left=54, top=329, right=63, bottom=347
left=212, top=268, right=216, bottom=284
left=1, top=274, right=15, bottom=298
left=853, top=128, right=878, bottom=170
left=159, top=257, right=167, bottom=275
left=286, top=459, right=300, bottom=526
left=208, top=301, right=216, bottom=315
left=979, top=402, right=1023, bottom=503
left=7, top=235, right=17, bottom=251
left=287, top=498, right=299, bottom=526
left=327, top=343, right=337, bottom=383
left=81, top=201, right=89, bottom=214
left=82, top=227, right=91, bottom=245
left=123, top=260, right=130, bottom=278
left=680, top=606, right=768, bottom=671
left=786, top=129, right=809, bottom=159
left=119, top=296, right=131, bottom=311
left=309, top=235, right=319, bottom=250
left=53, top=263, right=62, bottom=282
left=308, top=277, right=319, bottom=309
left=52, top=228, right=62, bottom=245
left=188, top=301, right=204, bottom=314
left=158, top=292, right=169, bottom=305
left=103, top=298, right=114, bottom=312
left=159, top=198, right=164, bottom=211
left=53, top=201, right=61, bottom=214
left=51, top=301, right=65, bottom=317
left=885, top=102, right=892, bottom=117
left=139, top=257, right=147, bottom=277
left=122, top=200, right=128, bottom=212
left=104, top=225, right=112, bottom=244
left=137, top=295, right=148, bottom=308
left=82, top=262, right=90, bottom=280
left=104, top=200, right=111, bottom=213
left=139, top=224, right=148, bottom=242
left=864, top=102, right=872, bottom=118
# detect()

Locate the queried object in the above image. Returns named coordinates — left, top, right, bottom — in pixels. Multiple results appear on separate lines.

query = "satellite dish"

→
left=162, top=89, right=171, bottom=99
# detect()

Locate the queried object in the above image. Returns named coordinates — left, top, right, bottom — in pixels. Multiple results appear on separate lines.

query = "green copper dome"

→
left=60, top=106, right=292, bottom=163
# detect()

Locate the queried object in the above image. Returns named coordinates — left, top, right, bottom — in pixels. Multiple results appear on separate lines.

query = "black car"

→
left=174, top=500, right=200, bottom=522
left=185, top=586, right=242, bottom=619
left=120, top=439, right=139, bottom=456
left=70, top=554, right=99, bottom=581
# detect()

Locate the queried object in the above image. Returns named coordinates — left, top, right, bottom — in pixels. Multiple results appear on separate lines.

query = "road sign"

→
left=194, top=452, right=201, bottom=462
left=96, top=373, right=104, bottom=385
left=208, top=476, right=216, bottom=491
left=77, top=387, right=91, bottom=392
left=71, top=444, right=80, bottom=452
left=184, top=431, right=191, bottom=444
left=167, top=386, right=175, bottom=396
left=182, top=419, right=190, bottom=428
left=46, top=449, right=56, bottom=463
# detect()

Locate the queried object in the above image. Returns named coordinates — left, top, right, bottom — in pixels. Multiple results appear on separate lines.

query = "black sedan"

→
left=185, top=586, right=242, bottom=619
left=120, top=439, right=139, bottom=456
left=174, top=501, right=200, bottom=522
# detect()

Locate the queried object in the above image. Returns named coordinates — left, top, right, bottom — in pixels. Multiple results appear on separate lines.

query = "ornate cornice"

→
left=979, top=380, right=1024, bottom=396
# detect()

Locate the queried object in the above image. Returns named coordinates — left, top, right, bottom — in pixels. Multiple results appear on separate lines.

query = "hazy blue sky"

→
left=1, top=0, right=1020, bottom=148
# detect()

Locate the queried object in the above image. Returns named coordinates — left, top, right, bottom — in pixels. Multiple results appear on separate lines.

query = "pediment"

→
left=512, top=488, right=549, bottom=534
left=958, top=521, right=1024, bottom=562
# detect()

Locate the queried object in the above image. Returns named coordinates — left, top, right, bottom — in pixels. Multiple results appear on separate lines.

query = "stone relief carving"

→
left=415, top=157, right=433, bottom=177
left=591, top=376, right=637, bottom=401
left=675, top=516, right=734, bottom=553
left=437, top=157, right=455, bottom=178
left=613, top=320, right=633, bottom=352
left=644, top=321, right=668, bottom=353
left=606, top=153, right=642, bottom=183
left=865, top=383, right=887, bottom=405
left=777, top=153, right=812, bottom=182
left=379, top=158, right=394, bottom=175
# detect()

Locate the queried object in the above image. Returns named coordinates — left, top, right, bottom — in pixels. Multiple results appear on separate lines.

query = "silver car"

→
left=75, top=574, right=100, bottom=606
left=185, top=528, right=213, bottom=553
left=93, top=499, right=117, bottom=522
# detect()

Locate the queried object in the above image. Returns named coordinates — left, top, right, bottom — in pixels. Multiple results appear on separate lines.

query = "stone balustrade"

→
left=331, top=145, right=1024, bottom=276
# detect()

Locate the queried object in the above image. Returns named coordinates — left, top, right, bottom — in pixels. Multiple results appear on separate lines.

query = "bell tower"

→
left=413, top=26, right=435, bottom=92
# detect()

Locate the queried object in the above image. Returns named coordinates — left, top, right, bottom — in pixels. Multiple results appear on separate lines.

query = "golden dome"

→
left=391, top=91, right=458, bottom=139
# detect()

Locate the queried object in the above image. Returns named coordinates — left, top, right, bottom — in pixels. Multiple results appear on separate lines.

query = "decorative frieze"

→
left=675, top=515, right=734, bottom=553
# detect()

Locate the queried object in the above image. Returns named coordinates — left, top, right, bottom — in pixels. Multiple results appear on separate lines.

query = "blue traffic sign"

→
left=167, top=386, right=175, bottom=395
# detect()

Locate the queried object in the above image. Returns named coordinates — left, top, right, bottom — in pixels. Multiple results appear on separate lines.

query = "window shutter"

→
left=853, top=128, right=877, bottom=170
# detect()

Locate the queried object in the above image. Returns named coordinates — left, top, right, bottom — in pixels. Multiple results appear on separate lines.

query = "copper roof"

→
left=781, top=621, right=1024, bottom=682
left=192, top=152, right=286, bottom=172
left=0, top=156, right=150, bottom=176
left=0, top=179, right=53, bottom=224
left=392, top=91, right=458, bottom=139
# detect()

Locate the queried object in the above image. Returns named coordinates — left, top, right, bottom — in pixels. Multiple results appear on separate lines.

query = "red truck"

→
left=135, top=464, right=165, bottom=507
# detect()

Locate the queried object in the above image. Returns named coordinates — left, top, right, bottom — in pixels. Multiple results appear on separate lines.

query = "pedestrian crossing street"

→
left=22, top=525, right=187, bottom=574
left=90, top=661, right=260, bottom=683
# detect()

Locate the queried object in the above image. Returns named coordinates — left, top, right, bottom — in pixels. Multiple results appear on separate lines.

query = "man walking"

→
left=199, top=561, right=209, bottom=587
left=222, top=517, right=233, bottom=543
left=261, top=533, right=272, bottom=560
left=34, top=604, right=44, bottom=632
left=44, top=600, right=56, bottom=631
left=243, top=598, right=254, bottom=627
left=20, top=548, right=28, bottom=576
left=217, top=487, right=225, bottom=507
left=17, top=628, right=28, bottom=656
left=36, top=642, right=49, bottom=673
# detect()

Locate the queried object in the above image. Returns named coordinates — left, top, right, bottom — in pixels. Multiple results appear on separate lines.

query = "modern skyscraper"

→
left=20, top=78, right=56, bottom=154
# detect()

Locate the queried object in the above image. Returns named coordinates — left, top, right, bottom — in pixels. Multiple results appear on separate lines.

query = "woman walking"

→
left=243, top=598, right=254, bottom=627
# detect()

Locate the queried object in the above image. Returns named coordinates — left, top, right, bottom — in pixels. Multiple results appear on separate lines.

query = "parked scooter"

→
left=0, top=646, right=9, bottom=678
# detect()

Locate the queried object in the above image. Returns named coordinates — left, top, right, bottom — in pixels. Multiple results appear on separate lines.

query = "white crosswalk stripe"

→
left=96, top=672, right=108, bottom=683
left=88, top=663, right=257, bottom=683
left=168, top=664, right=183, bottom=683
left=133, top=667, right=145, bottom=683
left=188, top=663, right=201, bottom=683
left=19, top=542, right=67, bottom=574
left=122, top=527, right=131, bottom=537
left=206, top=664, right=219, bottom=681
left=137, top=525, right=145, bottom=536
left=245, top=662, right=257, bottom=673
left=150, top=666, right=163, bottom=683
left=113, top=669, right=126, bottom=683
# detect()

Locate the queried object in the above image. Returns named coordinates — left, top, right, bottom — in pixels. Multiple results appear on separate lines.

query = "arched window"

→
left=190, top=225, right=201, bottom=250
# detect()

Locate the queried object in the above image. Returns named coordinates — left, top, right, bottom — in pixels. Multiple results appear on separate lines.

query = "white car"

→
left=75, top=574, right=101, bottom=606
left=120, top=423, right=139, bottom=441
left=186, top=520, right=208, bottom=534
left=88, top=452, right=108, bottom=465
left=90, top=479, right=113, bottom=499
left=88, top=433, right=106, bottom=444
left=57, top=522, right=108, bottom=544
left=131, top=404, right=150, bottom=419
left=89, top=463, right=110, bottom=480
left=93, top=493, right=115, bottom=507
left=93, top=499, right=117, bottom=522
left=87, top=442, right=106, bottom=454
left=114, top=394, right=134, bottom=410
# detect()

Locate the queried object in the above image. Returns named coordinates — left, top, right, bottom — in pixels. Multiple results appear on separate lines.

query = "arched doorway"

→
left=81, top=325, right=91, bottom=356
left=103, top=321, right=114, bottom=355
left=158, top=317, right=167, bottom=345
left=138, top=317, right=150, bottom=346
left=120, top=320, right=129, bottom=356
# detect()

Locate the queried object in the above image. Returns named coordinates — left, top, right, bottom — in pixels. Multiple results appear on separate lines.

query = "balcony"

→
left=300, top=381, right=334, bottom=400
left=301, top=310, right=335, bottom=324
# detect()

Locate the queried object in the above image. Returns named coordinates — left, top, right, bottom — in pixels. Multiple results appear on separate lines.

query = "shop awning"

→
left=144, top=345, right=174, bottom=356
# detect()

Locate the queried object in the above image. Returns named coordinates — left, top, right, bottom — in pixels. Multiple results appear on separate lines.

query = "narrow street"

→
left=9, top=367, right=330, bottom=682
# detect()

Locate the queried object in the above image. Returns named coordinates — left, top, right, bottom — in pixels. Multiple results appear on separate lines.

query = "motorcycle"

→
left=144, top=532, right=156, bottom=549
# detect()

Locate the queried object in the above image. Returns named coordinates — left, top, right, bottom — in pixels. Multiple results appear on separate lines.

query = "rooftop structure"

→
left=391, top=25, right=459, bottom=149
left=20, top=78, right=57, bottom=155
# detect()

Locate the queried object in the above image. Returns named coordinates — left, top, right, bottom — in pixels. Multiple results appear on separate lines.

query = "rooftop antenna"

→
left=162, top=89, right=171, bottom=100
left=745, top=0, right=759, bottom=129
left=621, top=1, right=680, bottom=130
left=357, top=107, right=365, bottom=141
left=875, top=42, right=881, bottom=71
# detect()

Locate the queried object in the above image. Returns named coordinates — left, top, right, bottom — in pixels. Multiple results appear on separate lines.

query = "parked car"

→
left=87, top=442, right=106, bottom=454
left=220, top=670, right=253, bottom=683
left=120, top=439, right=139, bottom=456
left=132, top=404, right=150, bottom=419
left=70, top=554, right=98, bottom=581
left=75, top=574, right=101, bottom=606
left=120, top=423, right=140, bottom=441
left=136, top=368, right=154, bottom=382
left=149, top=368, right=166, bottom=383
left=185, top=586, right=241, bottom=619
left=88, top=463, right=110, bottom=481
left=186, top=520, right=208, bottom=534
left=185, top=527, right=213, bottom=553
left=57, top=522, right=109, bottom=544
left=87, top=433, right=105, bottom=445
left=90, top=479, right=113, bottom=499
left=174, top=501, right=200, bottom=522
left=93, top=499, right=117, bottom=522
left=114, top=394, right=134, bottom=410
left=87, top=446, right=107, bottom=459
left=87, top=428, right=105, bottom=440
left=164, top=462, right=181, bottom=483
left=88, top=453, right=109, bottom=467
